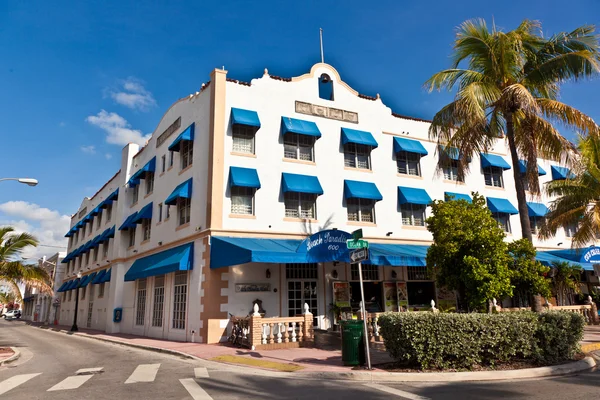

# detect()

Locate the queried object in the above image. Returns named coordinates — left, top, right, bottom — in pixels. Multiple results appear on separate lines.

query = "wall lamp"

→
left=386, top=232, right=393, bottom=237
left=266, top=269, right=271, bottom=279
left=391, top=270, right=397, bottom=279
left=332, top=269, right=338, bottom=279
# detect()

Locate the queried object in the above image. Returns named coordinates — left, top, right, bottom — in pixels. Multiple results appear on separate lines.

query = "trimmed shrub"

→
left=534, top=311, right=585, bottom=364
left=378, top=311, right=584, bottom=370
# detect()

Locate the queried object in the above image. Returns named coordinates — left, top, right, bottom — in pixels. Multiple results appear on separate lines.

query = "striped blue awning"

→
left=343, top=180, right=383, bottom=201
left=480, top=153, right=511, bottom=170
left=229, top=167, right=261, bottom=189
left=168, top=123, right=195, bottom=152
left=393, top=137, right=428, bottom=155
left=444, top=192, right=472, bottom=202
left=281, top=173, right=323, bottom=195
left=231, top=108, right=261, bottom=128
left=281, top=117, right=321, bottom=138
left=398, top=187, right=432, bottom=205
left=341, top=128, right=378, bottom=148
left=487, top=197, right=519, bottom=215
left=165, top=179, right=193, bottom=205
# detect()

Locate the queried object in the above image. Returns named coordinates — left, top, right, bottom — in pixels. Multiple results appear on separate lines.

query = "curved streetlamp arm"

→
left=0, top=177, right=38, bottom=186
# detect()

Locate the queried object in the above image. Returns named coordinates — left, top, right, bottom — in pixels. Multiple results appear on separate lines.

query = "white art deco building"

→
left=56, top=63, right=600, bottom=343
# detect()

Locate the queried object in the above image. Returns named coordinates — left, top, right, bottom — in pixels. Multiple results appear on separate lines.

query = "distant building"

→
left=22, top=252, right=66, bottom=323
left=55, top=63, right=600, bottom=343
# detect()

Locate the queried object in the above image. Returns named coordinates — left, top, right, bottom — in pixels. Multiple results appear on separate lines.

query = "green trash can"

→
left=341, top=320, right=366, bottom=366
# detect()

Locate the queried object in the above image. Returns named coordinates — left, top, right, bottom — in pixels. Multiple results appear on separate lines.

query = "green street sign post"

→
left=346, top=239, right=369, bottom=249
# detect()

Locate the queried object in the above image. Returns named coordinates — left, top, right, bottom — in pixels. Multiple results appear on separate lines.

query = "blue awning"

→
left=231, top=108, right=261, bottom=128
left=76, top=221, right=84, bottom=229
left=281, top=173, right=323, bottom=195
left=341, top=128, right=378, bottom=148
left=79, top=272, right=97, bottom=288
left=365, top=244, right=429, bottom=267
left=229, top=167, right=261, bottom=189
left=128, top=157, right=156, bottom=187
left=66, top=279, right=80, bottom=291
left=64, top=227, right=76, bottom=238
left=444, top=192, right=472, bottom=202
left=100, top=189, right=119, bottom=209
left=165, top=179, right=193, bottom=206
left=527, top=202, right=549, bottom=217
left=83, top=214, right=92, bottom=223
left=551, top=165, right=574, bottom=180
left=91, top=269, right=107, bottom=284
left=23, top=296, right=34, bottom=302
left=101, top=268, right=111, bottom=283
left=168, top=123, right=195, bottom=152
left=398, top=187, right=432, bottom=205
left=57, top=281, right=70, bottom=292
left=119, top=212, right=139, bottom=230
left=124, top=243, right=194, bottom=281
left=439, top=146, right=462, bottom=161
left=343, top=180, right=383, bottom=201
left=132, top=203, right=153, bottom=224
left=518, top=160, right=546, bottom=176
left=487, top=197, right=519, bottom=214
left=98, top=226, right=115, bottom=243
left=90, top=206, right=101, bottom=216
left=536, top=251, right=594, bottom=271
left=480, top=153, right=511, bottom=170
left=393, top=137, right=428, bottom=155
left=210, top=237, right=304, bottom=268
left=281, top=117, right=321, bottom=138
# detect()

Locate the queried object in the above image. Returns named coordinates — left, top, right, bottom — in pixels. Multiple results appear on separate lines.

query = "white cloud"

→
left=105, top=153, right=113, bottom=160
left=80, top=145, right=96, bottom=154
left=109, top=77, right=156, bottom=111
left=86, top=110, right=151, bottom=146
left=0, top=202, right=70, bottom=259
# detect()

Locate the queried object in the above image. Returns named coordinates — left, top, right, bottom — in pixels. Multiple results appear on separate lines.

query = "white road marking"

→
left=180, top=378, right=214, bottom=400
left=194, top=367, right=209, bottom=378
left=364, top=383, right=431, bottom=400
left=0, top=373, right=41, bottom=396
left=125, top=363, right=161, bottom=384
left=47, top=375, right=94, bottom=391
left=76, top=367, right=104, bottom=374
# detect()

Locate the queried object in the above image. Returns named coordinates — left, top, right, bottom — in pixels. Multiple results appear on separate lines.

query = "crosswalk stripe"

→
left=76, top=367, right=104, bottom=374
left=180, top=378, right=214, bottom=400
left=125, top=363, right=161, bottom=384
left=47, top=375, right=94, bottom=391
left=0, top=373, right=41, bottom=396
left=363, top=383, right=431, bottom=400
left=194, top=367, right=209, bottom=378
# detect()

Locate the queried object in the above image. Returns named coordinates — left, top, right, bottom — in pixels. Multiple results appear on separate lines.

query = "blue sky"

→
left=1, top=0, right=599, bottom=257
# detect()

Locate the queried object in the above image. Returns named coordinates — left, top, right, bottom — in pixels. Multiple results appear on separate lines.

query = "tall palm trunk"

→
left=505, top=112, right=533, bottom=243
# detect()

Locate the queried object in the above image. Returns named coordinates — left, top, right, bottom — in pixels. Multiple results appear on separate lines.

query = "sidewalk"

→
left=26, top=321, right=600, bottom=375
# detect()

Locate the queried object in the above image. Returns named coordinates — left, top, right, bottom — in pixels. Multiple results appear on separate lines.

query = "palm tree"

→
left=0, top=226, right=51, bottom=302
left=549, top=260, right=582, bottom=305
left=426, top=19, right=600, bottom=242
left=540, top=135, right=600, bottom=247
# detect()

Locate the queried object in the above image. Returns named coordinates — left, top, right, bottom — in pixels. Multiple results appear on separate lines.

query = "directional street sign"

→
left=347, top=239, right=369, bottom=249
left=351, top=229, right=363, bottom=240
left=349, top=248, right=369, bottom=263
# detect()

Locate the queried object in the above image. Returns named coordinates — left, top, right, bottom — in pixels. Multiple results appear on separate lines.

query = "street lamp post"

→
left=71, top=271, right=82, bottom=332
left=0, top=177, right=39, bottom=186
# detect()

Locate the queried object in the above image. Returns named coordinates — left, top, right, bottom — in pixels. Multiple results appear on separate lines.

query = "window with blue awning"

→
left=127, top=157, right=156, bottom=188
left=444, top=192, right=472, bottom=202
left=398, top=187, right=432, bottom=205
left=518, top=160, right=546, bottom=176
left=124, top=242, right=193, bottom=281
left=91, top=269, right=107, bottom=284
left=119, top=212, right=139, bottom=230
left=100, top=268, right=111, bottom=283
left=132, top=203, right=153, bottom=224
left=165, top=179, right=193, bottom=206
left=79, top=272, right=97, bottom=288
left=229, top=167, right=261, bottom=189
left=438, top=146, right=463, bottom=161
left=527, top=202, right=549, bottom=217
left=486, top=197, right=518, bottom=214
left=480, top=153, right=511, bottom=170
left=281, top=117, right=321, bottom=138
left=393, top=137, right=428, bottom=155
left=57, top=281, right=70, bottom=292
left=281, top=173, right=323, bottom=194
left=551, top=165, right=575, bottom=180
left=168, top=123, right=195, bottom=152
left=231, top=108, right=261, bottom=128
left=343, top=180, right=383, bottom=201
left=341, top=128, right=378, bottom=148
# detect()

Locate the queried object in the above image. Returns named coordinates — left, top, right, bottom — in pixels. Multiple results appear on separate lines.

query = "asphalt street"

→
left=0, top=318, right=599, bottom=399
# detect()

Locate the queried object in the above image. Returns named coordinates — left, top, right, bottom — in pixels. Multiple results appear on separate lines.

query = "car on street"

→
left=2, top=309, right=21, bottom=319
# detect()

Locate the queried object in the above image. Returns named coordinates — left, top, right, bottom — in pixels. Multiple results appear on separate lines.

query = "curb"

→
left=0, top=347, right=20, bottom=366
left=27, top=323, right=598, bottom=382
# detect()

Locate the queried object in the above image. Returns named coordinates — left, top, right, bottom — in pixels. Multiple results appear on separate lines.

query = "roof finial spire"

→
left=319, top=28, right=324, bottom=63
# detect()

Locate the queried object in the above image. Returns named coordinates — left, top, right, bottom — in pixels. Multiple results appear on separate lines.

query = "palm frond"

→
left=525, top=50, right=600, bottom=85
left=537, top=98, right=600, bottom=137
left=424, top=69, right=485, bottom=92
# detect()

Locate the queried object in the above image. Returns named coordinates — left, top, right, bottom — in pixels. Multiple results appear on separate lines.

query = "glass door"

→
left=287, top=281, right=318, bottom=326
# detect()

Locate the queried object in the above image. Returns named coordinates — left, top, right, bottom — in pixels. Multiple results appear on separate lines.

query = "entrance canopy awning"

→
left=210, top=236, right=304, bottom=268
left=366, top=244, right=428, bottom=267
left=536, top=251, right=594, bottom=271
left=341, top=128, right=378, bottom=148
left=124, top=243, right=194, bottom=281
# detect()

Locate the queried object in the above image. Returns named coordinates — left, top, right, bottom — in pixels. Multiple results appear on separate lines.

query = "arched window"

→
left=318, top=74, right=334, bottom=100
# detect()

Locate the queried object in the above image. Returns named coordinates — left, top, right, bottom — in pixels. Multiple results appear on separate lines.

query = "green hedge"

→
left=377, top=311, right=584, bottom=370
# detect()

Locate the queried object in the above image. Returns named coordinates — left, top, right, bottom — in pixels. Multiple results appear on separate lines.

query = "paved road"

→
left=0, top=319, right=599, bottom=399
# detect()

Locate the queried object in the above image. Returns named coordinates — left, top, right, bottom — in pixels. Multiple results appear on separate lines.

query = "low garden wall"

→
left=378, top=311, right=585, bottom=370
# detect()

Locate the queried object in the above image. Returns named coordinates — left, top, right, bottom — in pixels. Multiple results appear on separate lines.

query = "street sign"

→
left=351, top=229, right=363, bottom=240
left=349, top=248, right=369, bottom=263
left=347, top=239, right=369, bottom=249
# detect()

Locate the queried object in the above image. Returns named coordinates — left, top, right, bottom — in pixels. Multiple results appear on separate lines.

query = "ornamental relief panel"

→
left=295, top=101, right=359, bottom=124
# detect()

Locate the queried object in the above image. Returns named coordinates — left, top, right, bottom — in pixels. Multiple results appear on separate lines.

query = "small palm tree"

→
left=0, top=226, right=51, bottom=302
left=540, top=135, right=600, bottom=247
left=426, top=19, right=600, bottom=243
left=550, top=261, right=582, bottom=306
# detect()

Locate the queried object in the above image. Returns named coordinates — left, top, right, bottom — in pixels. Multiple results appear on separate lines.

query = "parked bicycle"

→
left=228, top=313, right=248, bottom=348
